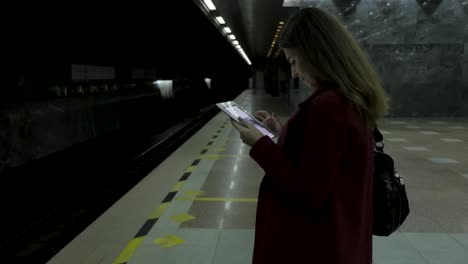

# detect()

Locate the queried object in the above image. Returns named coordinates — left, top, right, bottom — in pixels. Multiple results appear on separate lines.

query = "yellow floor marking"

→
left=186, top=166, right=197, bottom=172
left=112, top=237, right=145, bottom=264
left=154, top=235, right=185, bottom=248
left=171, top=181, right=185, bottom=192
left=148, top=203, right=170, bottom=219
left=170, top=213, right=195, bottom=223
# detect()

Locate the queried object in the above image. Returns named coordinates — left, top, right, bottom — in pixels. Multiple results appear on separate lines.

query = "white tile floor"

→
left=428, top=158, right=460, bottom=164
left=451, top=234, right=468, bottom=250
left=404, top=233, right=468, bottom=264
left=403, top=147, right=430, bottom=151
left=391, top=121, right=407, bottom=124
left=373, top=234, right=428, bottom=263
left=420, top=131, right=441, bottom=135
left=212, top=229, right=255, bottom=264
left=431, top=122, right=447, bottom=124
left=440, top=138, right=464, bottom=142
left=387, top=138, right=408, bottom=142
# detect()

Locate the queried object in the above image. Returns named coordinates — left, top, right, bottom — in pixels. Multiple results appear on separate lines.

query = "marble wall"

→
left=298, top=0, right=468, bottom=116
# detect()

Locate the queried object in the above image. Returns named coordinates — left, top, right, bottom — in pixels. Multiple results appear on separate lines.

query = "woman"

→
left=232, top=7, right=389, bottom=264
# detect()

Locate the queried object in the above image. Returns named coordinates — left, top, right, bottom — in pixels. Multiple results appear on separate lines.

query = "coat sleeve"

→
left=249, top=98, right=347, bottom=209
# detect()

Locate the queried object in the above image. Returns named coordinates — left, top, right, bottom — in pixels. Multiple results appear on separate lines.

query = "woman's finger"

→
left=231, top=119, right=242, bottom=130
left=255, top=110, right=267, bottom=116
left=272, top=113, right=282, bottom=126
left=239, top=118, right=255, bottom=128
left=232, top=119, right=248, bottom=132
left=255, top=111, right=270, bottom=121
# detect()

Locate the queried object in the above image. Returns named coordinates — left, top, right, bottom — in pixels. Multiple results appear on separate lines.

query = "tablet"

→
left=216, top=101, right=278, bottom=140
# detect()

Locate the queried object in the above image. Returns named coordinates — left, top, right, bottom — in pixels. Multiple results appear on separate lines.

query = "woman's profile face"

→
left=283, top=47, right=320, bottom=89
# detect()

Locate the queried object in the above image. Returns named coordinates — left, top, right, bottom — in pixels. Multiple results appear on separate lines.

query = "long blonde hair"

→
left=279, top=7, right=389, bottom=128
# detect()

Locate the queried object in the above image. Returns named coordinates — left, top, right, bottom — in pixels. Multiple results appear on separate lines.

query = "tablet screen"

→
left=217, top=101, right=277, bottom=139
left=231, top=105, right=276, bottom=138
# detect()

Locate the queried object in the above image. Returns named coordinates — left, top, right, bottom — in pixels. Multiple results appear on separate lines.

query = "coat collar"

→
left=298, top=80, right=338, bottom=109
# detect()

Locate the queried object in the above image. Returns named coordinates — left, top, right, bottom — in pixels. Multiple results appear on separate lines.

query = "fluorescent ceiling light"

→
left=204, top=78, right=212, bottom=89
left=283, top=0, right=301, bottom=7
left=232, top=40, right=239, bottom=45
left=234, top=44, right=241, bottom=48
left=223, top=27, right=232, bottom=33
left=154, top=80, right=174, bottom=99
left=204, top=0, right=216, bottom=10
left=216, top=16, right=225, bottom=24
left=229, top=34, right=236, bottom=40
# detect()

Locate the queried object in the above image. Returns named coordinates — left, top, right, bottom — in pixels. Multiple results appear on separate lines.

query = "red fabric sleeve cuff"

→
left=249, top=135, right=275, bottom=167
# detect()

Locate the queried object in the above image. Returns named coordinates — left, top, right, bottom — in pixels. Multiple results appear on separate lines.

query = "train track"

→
left=1, top=105, right=219, bottom=264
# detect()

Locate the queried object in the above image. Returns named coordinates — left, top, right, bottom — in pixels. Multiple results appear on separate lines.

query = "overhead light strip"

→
left=282, top=0, right=301, bottom=7
left=267, top=21, right=284, bottom=58
left=203, top=0, right=216, bottom=10
left=197, top=0, right=251, bottom=66
left=216, top=16, right=226, bottom=24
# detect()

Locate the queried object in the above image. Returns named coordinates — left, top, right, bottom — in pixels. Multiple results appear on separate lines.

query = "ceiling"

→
left=212, top=0, right=299, bottom=59
left=210, top=0, right=467, bottom=61
left=209, top=0, right=372, bottom=60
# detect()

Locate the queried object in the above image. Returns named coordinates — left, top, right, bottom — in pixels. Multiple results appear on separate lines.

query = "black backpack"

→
left=372, top=126, right=410, bottom=236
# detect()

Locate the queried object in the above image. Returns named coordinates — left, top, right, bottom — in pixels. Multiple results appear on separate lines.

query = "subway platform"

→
left=47, top=88, right=468, bottom=264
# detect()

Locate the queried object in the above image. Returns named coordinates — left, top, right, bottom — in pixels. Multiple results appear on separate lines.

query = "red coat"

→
left=249, top=82, right=374, bottom=264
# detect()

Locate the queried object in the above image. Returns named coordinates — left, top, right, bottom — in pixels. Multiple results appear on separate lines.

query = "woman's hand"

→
left=231, top=118, right=265, bottom=147
left=255, top=110, right=283, bottom=135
